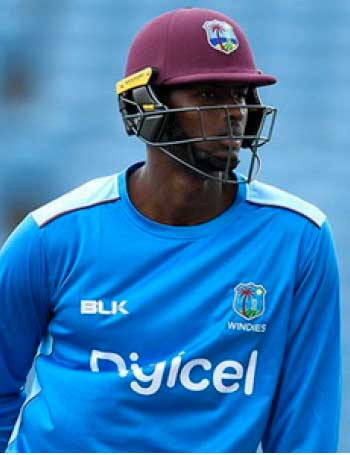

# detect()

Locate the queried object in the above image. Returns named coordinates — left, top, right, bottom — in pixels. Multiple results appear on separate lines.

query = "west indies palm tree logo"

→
left=233, top=283, right=266, bottom=320
left=202, top=20, right=239, bottom=55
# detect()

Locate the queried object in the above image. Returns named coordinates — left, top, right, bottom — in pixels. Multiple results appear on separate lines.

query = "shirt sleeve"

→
left=262, top=219, right=341, bottom=453
left=0, top=215, right=51, bottom=452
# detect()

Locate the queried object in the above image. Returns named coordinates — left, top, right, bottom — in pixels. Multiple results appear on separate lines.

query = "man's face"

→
left=159, top=82, right=249, bottom=173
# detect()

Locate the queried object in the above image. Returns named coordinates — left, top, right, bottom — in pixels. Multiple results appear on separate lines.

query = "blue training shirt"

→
left=0, top=162, right=341, bottom=452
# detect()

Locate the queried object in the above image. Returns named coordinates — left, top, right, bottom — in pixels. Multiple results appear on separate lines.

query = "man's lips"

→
left=210, top=140, right=242, bottom=159
left=210, top=151, right=239, bottom=159
left=192, top=137, right=242, bottom=162
left=220, top=139, right=242, bottom=148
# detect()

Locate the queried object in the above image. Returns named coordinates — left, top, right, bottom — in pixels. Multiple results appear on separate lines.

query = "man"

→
left=0, top=7, right=340, bottom=452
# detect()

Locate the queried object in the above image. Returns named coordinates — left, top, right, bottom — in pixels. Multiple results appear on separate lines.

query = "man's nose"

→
left=227, top=105, right=245, bottom=122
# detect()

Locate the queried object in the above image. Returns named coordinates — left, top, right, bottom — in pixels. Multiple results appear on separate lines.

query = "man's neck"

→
left=127, top=151, right=237, bottom=226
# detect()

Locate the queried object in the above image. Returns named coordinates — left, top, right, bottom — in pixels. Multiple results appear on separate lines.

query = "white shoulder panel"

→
left=246, top=180, right=326, bottom=228
left=32, top=174, right=120, bottom=227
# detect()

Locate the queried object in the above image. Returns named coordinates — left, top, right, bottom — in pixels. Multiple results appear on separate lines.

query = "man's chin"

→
left=192, top=150, right=240, bottom=173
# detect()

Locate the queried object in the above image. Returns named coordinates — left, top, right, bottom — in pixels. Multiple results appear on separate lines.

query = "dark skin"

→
left=128, top=83, right=249, bottom=226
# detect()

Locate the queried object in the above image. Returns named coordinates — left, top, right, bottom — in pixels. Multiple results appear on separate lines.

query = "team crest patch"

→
left=202, top=20, right=239, bottom=55
left=233, top=283, right=266, bottom=320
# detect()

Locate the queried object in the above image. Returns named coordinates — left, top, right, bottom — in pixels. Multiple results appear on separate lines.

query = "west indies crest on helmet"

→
left=116, top=7, right=278, bottom=183
left=202, top=20, right=239, bottom=55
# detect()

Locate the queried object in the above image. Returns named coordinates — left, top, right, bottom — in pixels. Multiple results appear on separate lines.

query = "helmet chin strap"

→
left=157, top=142, right=261, bottom=185
left=158, top=144, right=235, bottom=184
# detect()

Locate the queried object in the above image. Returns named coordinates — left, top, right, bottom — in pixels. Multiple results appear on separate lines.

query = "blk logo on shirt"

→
left=80, top=299, right=129, bottom=315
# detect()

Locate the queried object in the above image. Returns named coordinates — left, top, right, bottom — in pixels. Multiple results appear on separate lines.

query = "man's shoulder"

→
left=246, top=179, right=326, bottom=228
left=31, top=173, right=120, bottom=228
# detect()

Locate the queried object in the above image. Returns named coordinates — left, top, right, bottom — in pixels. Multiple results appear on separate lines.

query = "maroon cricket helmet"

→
left=125, top=7, right=277, bottom=87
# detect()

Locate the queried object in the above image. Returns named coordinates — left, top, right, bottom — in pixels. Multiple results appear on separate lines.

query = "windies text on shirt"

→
left=227, top=321, right=267, bottom=332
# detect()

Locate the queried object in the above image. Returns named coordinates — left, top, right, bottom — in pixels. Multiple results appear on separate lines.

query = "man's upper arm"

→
left=262, top=219, right=341, bottom=452
left=0, top=215, right=51, bottom=451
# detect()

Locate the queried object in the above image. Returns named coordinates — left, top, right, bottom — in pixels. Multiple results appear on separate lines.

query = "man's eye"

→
left=233, top=89, right=248, bottom=100
left=200, top=90, right=216, bottom=99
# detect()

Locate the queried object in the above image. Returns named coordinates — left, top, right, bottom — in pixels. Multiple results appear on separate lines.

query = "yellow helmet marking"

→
left=142, top=104, right=155, bottom=111
left=116, top=67, right=153, bottom=94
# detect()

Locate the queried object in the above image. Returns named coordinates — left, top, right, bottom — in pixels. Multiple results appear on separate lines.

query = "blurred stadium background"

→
left=0, top=0, right=348, bottom=451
